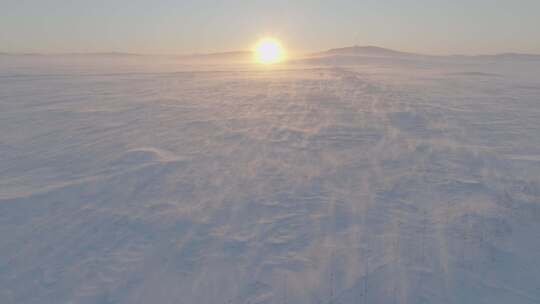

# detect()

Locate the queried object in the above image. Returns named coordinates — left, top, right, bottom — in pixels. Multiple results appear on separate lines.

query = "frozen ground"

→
left=1, top=52, right=540, bottom=304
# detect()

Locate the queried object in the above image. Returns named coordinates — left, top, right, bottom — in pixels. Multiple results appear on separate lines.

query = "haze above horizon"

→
left=1, top=0, right=540, bottom=55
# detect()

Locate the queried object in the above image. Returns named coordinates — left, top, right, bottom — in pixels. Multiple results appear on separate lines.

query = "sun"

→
left=254, top=38, right=285, bottom=64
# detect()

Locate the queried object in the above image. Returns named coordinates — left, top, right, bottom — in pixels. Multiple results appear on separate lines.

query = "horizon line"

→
left=2, top=45, right=540, bottom=57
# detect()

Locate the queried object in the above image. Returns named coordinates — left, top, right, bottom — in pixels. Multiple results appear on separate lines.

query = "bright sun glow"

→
left=254, top=38, right=285, bottom=64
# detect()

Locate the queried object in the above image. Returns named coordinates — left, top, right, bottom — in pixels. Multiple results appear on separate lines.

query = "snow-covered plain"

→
left=1, top=51, right=540, bottom=304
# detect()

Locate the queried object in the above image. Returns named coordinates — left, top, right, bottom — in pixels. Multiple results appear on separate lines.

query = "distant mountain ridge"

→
left=318, top=45, right=420, bottom=57
left=178, top=51, right=252, bottom=61
left=476, top=52, right=540, bottom=61
left=317, top=46, right=540, bottom=60
left=1, top=47, right=539, bottom=61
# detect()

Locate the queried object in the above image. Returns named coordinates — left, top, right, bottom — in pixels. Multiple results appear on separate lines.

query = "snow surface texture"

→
left=1, top=53, right=540, bottom=304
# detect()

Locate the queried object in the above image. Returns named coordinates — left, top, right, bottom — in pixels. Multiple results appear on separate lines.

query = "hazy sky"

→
left=2, top=0, right=539, bottom=55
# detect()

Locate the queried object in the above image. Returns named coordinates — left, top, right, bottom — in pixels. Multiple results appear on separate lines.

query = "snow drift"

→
left=1, top=48, right=540, bottom=304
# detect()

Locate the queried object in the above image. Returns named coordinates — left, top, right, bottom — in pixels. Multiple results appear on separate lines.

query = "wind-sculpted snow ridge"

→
left=1, top=55, right=540, bottom=304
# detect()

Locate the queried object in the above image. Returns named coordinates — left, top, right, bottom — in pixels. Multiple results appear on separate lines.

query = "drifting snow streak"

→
left=1, top=56, right=540, bottom=304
